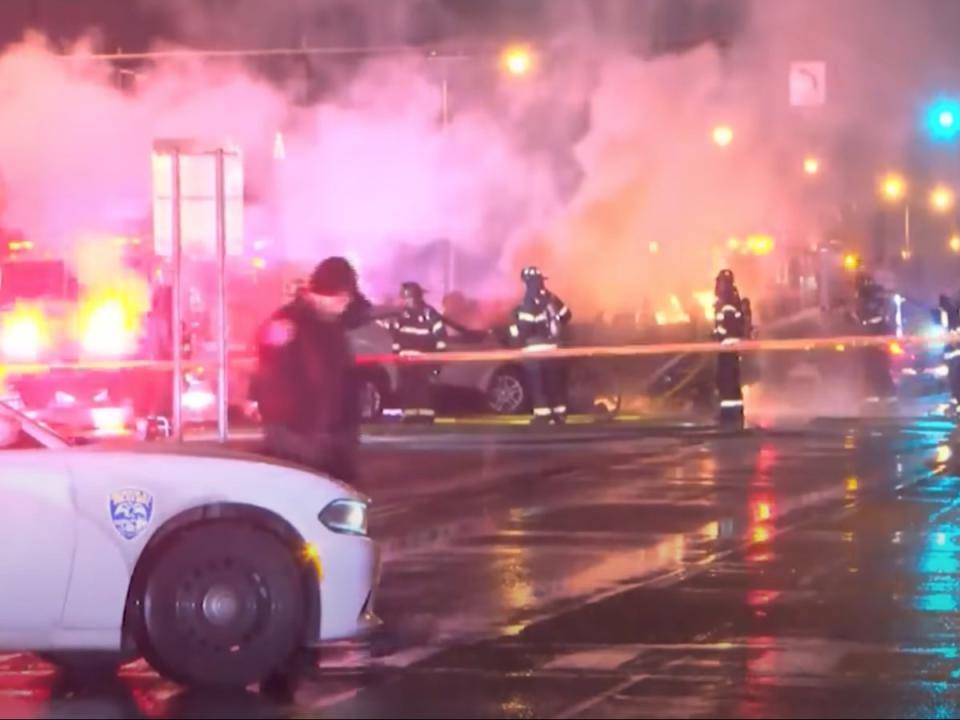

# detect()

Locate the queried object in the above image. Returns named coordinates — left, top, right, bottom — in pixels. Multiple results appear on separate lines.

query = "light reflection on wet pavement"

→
left=4, top=414, right=960, bottom=718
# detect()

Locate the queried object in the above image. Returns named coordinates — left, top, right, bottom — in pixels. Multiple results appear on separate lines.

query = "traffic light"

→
left=925, top=98, right=960, bottom=141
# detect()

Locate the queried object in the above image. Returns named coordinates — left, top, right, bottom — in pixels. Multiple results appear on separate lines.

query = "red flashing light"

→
left=1, top=308, right=46, bottom=360
left=80, top=298, right=139, bottom=357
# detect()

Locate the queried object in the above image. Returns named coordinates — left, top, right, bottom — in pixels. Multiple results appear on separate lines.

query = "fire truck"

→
left=0, top=237, right=222, bottom=436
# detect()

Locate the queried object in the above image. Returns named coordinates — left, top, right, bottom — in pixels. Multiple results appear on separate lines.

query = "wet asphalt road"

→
left=4, top=411, right=960, bottom=718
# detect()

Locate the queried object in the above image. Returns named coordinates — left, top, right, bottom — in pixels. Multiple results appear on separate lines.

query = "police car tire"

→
left=138, top=522, right=305, bottom=689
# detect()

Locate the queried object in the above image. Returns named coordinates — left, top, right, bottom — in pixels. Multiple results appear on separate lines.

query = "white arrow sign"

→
left=790, top=62, right=826, bottom=107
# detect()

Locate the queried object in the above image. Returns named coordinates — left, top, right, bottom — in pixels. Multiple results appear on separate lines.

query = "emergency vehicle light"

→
left=753, top=501, right=773, bottom=523
left=182, top=386, right=216, bottom=412
left=746, top=235, right=775, bottom=255
left=91, top=407, right=127, bottom=434
left=80, top=297, right=142, bottom=358
left=1, top=308, right=45, bottom=360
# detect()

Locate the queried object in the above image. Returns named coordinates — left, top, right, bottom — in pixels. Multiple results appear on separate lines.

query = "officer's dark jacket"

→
left=343, top=294, right=374, bottom=331
left=384, top=305, right=448, bottom=353
left=252, top=297, right=357, bottom=442
left=508, top=290, right=571, bottom=347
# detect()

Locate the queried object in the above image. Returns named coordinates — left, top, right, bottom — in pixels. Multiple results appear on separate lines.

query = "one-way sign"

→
left=790, top=62, right=826, bottom=107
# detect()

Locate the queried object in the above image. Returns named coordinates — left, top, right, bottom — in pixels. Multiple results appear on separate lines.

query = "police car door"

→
left=0, top=422, right=76, bottom=637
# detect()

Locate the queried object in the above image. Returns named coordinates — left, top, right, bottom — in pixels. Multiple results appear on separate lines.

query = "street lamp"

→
left=949, top=234, right=960, bottom=253
left=881, top=173, right=907, bottom=202
left=803, top=156, right=820, bottom=176
left=501, top=44, right=534, bottom=77
left=930, top=184, right=955, bottom=213
left=712, top=125, right=734, bottom=148
left=879, top=173, right=910, bottom=260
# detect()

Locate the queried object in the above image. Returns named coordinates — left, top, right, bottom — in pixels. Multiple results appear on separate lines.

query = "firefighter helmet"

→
left=400, top=281, right=425, bottom=301
left=521, top=266, right=544, bottom=283
left=715, top=269, right=736, bottom=296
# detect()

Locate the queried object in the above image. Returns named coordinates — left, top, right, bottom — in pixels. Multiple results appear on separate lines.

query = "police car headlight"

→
left=319, top=499, right=368, bottom=536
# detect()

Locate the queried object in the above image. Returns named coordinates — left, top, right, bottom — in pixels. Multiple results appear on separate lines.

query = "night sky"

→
left=0, top=0, right=742, bottom=56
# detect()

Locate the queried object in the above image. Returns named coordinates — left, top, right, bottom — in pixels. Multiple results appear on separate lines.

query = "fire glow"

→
left=654, top=291, right=715, bottom=326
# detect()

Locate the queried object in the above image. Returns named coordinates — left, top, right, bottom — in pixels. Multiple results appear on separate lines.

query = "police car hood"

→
left=73, top=439, right=366, bottom=502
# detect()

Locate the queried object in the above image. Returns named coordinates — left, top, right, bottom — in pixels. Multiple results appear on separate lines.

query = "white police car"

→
left=0, top=401, right=379, bottom=689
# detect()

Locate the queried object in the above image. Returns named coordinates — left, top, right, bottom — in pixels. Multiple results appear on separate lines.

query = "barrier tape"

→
left=355, top=333, right=932, bottom=365
left=0, top=332, right=944, bottom=375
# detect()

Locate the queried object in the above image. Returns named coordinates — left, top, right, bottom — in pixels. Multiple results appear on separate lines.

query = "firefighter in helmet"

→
left=852, top=270, right=895, bottom=404
left=383, top=281, right=448, bottom=423
left=713, top=269, right=747, bottom=428
left=938, top=291, right=960, bottom=411
left=507, top=267, right=572, bottom=424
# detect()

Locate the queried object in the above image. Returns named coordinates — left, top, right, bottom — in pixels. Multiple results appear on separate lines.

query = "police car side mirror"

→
left=0, top=415, right=21, bottom=449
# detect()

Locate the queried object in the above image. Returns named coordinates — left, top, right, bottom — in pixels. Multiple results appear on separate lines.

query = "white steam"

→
left=0, top=0, right=953, bottom=312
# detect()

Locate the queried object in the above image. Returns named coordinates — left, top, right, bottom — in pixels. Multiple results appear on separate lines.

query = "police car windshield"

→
left=0, top=400, right=70, bottom=449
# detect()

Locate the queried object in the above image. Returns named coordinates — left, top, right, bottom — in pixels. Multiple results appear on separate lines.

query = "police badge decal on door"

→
left=109, top=489, right=155, bottom=541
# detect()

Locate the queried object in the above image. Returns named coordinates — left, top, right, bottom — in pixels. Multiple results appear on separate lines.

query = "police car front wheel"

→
left=136, top=522, right=306, bottom=689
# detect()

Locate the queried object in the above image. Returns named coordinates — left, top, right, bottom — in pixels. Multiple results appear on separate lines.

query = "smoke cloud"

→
left=0, top=0, right=955, bottom=315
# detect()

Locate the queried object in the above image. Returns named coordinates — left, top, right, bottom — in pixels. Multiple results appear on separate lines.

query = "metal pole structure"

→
left=440, top=61, right=455, bottom=297
left=171, top=153, right=183, bottom=442
left=905, top=204, right=912, bottom=257
left=214, top=149, right=229, bottom=442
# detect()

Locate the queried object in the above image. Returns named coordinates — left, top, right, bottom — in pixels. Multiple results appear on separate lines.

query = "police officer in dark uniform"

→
left=714, top=269, right=746, bottom=428
left=251, top=257, right=362, bottom=482
left=383, top=282, right=448, bottom=423
left=853, top=271, right=896, bottom=404
left=938, top=292, right=960, bottom=409
left=507, top=267, right=572, bottom=424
